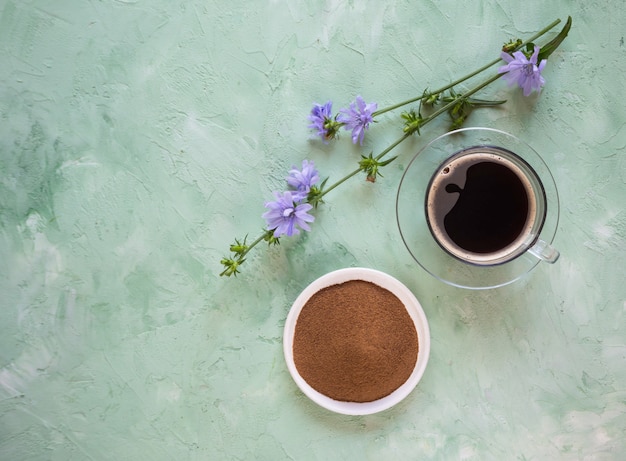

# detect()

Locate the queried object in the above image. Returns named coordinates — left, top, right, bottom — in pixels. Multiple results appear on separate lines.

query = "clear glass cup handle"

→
left=528, top=238, right=560, bottom=264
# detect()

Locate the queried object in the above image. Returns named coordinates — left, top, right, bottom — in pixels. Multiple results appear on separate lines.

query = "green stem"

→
left=420, top=70, right=504, bottom=128
left=224, top=17, right=567, bottom=276
left=374, top=132, right=412, bottom=161
left=239, top=68, right=514, bottom=262
left=317, top=166, right=362, bottom=197
left=320, top=132, right=412, bottom=197
left=372, top=96, right=427, bottom=118
left=239, top=233, right=268, bottom=259
left=372, top=17, right=562, bottom=118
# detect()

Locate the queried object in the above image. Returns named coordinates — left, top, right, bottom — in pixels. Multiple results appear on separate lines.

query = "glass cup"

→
left=396, top=127, right=560, bottom=289
left=425, top=145, right=558, bottom=266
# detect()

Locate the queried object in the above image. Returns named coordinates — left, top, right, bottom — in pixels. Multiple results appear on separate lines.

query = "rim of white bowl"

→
left=283, top=267, right=430, bottom=415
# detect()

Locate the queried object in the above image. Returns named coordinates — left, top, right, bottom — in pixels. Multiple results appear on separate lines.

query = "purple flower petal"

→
left=337, top=95, right=377, bottom=145
left=308, top=101, right=336, bottom=142
left=262, top=191, right=315, bottom=237
left=286, top=160, right=320, bottom=200
left=498, top=46, right=547, bottom=96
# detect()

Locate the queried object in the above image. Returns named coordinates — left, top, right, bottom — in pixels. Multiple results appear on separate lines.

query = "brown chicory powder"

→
left=292, top=279, right=418, bottom=403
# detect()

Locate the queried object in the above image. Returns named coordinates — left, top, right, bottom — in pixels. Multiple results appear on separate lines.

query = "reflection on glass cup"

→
left=425, top=146, right=559, bottom=266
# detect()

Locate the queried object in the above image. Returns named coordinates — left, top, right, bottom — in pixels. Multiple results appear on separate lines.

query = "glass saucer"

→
left=396, top=127, right=560, bottom=290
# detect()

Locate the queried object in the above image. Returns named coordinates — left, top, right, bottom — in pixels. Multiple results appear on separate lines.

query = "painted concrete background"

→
left=1, top=1, right=625, bottom=460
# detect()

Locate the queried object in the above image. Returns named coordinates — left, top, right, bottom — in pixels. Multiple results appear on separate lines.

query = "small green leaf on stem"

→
left=443, top=88, right=506, bottom=130
left=359, top=153, right=398, bottom=182
left=538, top=16, right=572, bottom=61
left=401, top=109, right=424, bottom=135
left=502, top=38, right=523, bottom=52
left=220, top=257, right=245, bottom=277
left=229, top=236, right=249, bottom=255
left=423, top=88, right=441, bottom=106
left=263, top=229, right=280, bottom=246
left=307, top=177, right=328, bottom=208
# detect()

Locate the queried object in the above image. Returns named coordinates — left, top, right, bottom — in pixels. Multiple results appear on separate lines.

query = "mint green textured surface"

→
left=1, top=1, right=625, bottom=460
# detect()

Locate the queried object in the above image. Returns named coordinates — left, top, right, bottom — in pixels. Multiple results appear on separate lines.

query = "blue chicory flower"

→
left=498, top=46, right=547, bottom=96
left=337, top=95, right=377, bottom=145
left=262, top=191, right=315, bottom=237
left=286, top=160, right=320, bottom=201
left=308, top=101, right=339, bottom=142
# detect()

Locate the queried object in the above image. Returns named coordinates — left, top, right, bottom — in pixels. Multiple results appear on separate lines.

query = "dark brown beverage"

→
left=443, top=161, right=529, bottom=253
left=426, top=146, right=546, bottom=266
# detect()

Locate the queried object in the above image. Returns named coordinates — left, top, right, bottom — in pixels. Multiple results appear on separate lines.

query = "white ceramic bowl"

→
left=283, top=267, right=430, bottom=415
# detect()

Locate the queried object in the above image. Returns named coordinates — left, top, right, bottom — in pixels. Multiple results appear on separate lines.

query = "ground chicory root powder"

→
left=292, top=280, right=419, bottom=402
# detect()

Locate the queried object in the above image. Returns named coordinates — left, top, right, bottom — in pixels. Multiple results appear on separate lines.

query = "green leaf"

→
left=229, top=236, right=249, bottom=255
left=538, top=16, right=572, bottom=61
left=502, top=38, right=523, bottom=53
left=220, top=257, right=245, bottom=277
left=307, top=177, right=328, bottom=208
left=401, top=109, right=423, bottom=135
left=358, top=152, right=397, bottom=182
left=378, top=156, right=397, bottom=167
left=263, top=229, right=280, bottom=246
left=465, top=97, right=507, bottom=106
